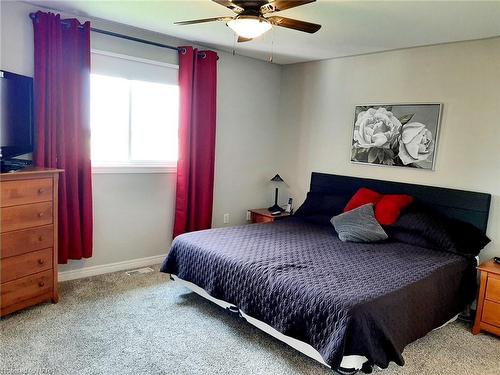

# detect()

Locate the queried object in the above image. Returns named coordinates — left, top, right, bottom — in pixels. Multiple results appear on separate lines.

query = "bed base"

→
left=171, top=275, right=458, bottom=374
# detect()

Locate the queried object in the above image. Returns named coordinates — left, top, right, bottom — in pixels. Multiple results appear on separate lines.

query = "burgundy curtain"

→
left=173, top=46, right=217, bottom=238
left=32, top=11, right=93, bottom=263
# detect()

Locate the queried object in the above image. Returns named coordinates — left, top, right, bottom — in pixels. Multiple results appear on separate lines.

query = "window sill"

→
left=92, top=164, right=177, bottom=174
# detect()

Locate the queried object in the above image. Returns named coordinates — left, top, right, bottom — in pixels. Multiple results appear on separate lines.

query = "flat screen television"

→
left=0, top=70, right=35, bottom=163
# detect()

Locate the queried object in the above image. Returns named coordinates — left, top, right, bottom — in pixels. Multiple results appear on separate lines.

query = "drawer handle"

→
left=38, top=212, right=44, bottom=218
left=38, top=235, right=44, bottom=242
left=38, top=188, right=45, bottom=194
left=38, top=281, right=45, bottom=287
left=38, top=259, right=45, bottom=265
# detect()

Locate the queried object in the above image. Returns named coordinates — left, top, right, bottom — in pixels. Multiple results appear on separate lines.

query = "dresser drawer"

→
left=0, top=202, right=53, bottom=233
left=486, top=275, right=500, bottom=303
left=482, top=300, right=500, bottom=327
left=1, top=225, right=54, bottom=258
left=1, top=178, right=52, bottom=207
left=1, top=269, right=53, bottom=308
left=1, top=248, right=53, bottom=283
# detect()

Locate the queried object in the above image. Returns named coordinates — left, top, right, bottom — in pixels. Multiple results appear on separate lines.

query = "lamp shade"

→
left=270, top=174, right=285, bottom=183
left=227, top=16, right=272, bottom=39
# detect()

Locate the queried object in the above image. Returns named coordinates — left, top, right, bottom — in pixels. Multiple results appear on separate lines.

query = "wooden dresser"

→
left=1, top=168, right=62, bottom=316
left=472, top=259, right=500, bottom=337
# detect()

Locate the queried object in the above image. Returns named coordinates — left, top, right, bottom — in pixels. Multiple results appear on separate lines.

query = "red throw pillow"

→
left=344, top=188, right=382, bottom=212
left=375, top=194, right=414, bottom=225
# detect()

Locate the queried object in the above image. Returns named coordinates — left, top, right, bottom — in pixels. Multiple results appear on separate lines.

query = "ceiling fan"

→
left=175, top=0, right=321, bottom=42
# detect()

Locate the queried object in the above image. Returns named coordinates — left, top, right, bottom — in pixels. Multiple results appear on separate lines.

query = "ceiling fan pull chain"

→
left=269, top=28, right=274, bottom=63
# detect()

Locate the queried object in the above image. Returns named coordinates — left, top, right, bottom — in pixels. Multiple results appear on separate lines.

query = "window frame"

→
left=91, top=161, right=177, bottom=174
left=90, top=49, right=179, bottom=175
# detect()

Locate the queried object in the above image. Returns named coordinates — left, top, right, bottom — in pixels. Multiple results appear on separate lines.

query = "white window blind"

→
left=90, top=50, right=179, bottom=173
left=91, top=50, right=178, bottom=84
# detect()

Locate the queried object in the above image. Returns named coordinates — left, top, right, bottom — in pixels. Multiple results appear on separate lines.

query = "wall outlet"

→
left=246, top=210, right=251, bottom=221
left=223, top=213, right=230, bottom=224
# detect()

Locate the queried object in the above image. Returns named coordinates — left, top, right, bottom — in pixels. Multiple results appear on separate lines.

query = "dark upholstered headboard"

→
left=310, top=172, right=491, bottom=233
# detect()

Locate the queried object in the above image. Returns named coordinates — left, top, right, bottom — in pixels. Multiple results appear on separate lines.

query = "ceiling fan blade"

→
left=175, top=17, right=233, bottom=25
left=261, top=0, right=316, bottom=14
left=212, top=0, right=245, bottom=14
left=237, top=36, right=253, bottom=43
left=266, top=16, right=321, bottom=33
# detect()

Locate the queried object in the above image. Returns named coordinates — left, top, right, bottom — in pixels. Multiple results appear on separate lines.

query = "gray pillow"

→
left=331, top=203, right=388, bottom=243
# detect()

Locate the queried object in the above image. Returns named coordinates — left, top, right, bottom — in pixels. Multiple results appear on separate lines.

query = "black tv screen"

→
left=0, top=70, right=34, bottom=159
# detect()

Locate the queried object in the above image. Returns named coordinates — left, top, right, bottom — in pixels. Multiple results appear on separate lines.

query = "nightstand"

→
left=248, top=208, right=291, bottom=224
left=472, top=259, right=500, bottom=337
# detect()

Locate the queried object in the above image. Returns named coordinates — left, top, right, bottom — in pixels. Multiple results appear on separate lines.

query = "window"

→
left=90, top=50, right=179, bottom=173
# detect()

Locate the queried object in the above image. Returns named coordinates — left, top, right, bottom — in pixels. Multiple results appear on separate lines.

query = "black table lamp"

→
left=268, top=174, right=285, bottom=213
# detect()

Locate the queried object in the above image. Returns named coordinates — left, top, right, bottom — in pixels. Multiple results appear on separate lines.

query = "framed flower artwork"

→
left=350, top=104, right=442, bottom=170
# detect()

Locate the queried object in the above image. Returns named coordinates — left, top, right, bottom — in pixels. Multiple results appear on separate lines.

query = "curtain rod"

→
left=28, top=12, right=224, bottom=58
left=29, top=12, right=179, bottom=51
left=91, top=28, right=180, bottom=52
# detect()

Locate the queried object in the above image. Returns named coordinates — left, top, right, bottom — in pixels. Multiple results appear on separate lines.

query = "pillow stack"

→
left=294, top=186, right=489, bottom=252
left=331, top=188, right=413, bottom=243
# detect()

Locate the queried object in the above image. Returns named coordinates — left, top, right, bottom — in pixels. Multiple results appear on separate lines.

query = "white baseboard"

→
left=58, top=254, right=166, bottom=282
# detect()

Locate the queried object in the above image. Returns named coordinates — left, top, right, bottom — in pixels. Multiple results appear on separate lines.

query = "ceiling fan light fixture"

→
left=227, top=16, right=272, bottom=39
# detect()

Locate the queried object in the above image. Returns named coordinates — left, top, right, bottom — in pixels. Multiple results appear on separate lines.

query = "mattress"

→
left=160, top=218, right=476, bottom=370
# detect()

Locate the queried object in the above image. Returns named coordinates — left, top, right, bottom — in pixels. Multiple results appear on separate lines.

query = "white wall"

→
left=213, top=52, right=283, bottom=227
left=278, top=37, right=500, bottom=260
left=0, top=1, right=282, bottom=273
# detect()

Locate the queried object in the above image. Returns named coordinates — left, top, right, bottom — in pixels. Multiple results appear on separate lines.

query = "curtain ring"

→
left=199, top=52, right=207, bottom=59
left=179, top=47, right=187, bottom=55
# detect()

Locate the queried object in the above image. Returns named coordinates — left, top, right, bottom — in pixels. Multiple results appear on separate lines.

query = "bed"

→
left=161, top=173, right=491, bottom=373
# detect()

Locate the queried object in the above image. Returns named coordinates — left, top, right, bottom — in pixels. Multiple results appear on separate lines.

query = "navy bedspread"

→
left=160, top=218, right=475, bottom=369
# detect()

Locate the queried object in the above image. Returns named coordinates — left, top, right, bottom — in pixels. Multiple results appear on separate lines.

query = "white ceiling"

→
left=26, top=0, right=500, bottom=64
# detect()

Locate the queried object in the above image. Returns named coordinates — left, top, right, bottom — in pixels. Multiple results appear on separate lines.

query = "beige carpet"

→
left=1, top=265, right=498, bottom=375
